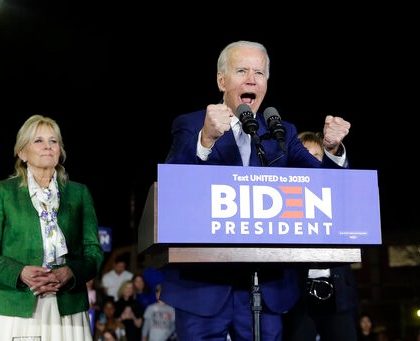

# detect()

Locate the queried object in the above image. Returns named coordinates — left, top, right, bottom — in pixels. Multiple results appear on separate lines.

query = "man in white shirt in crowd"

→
left=101, top=255, right=133, bottom=301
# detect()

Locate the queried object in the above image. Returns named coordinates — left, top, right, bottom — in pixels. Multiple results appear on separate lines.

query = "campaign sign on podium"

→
left=138, top=164, right=381, bottom=265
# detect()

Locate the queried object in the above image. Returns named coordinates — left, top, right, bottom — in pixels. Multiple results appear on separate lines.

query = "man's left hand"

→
left=323, top=115, right=351, bottom=155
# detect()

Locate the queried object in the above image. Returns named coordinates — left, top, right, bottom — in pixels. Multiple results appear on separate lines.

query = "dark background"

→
left=0, top=1, right=417, bottom=249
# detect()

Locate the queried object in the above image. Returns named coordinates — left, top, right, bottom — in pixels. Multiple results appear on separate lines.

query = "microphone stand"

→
left=251, top=272, right=262, bottom=341
left=260, top=133, right=287, bottom=160
left=251, top=133, right=267, bottom=167
left=249, top=132, right=265, bottom=341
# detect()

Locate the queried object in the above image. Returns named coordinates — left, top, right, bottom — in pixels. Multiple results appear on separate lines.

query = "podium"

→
left=138, top=164, right=381, bottom=267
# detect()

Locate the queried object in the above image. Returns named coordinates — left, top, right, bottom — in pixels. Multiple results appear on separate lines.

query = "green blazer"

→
left=0, top=176, right=104, bottom=317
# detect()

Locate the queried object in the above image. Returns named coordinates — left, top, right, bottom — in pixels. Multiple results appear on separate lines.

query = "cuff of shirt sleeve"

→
left=324, top=143, right=347, bottom=167
left=197, top=130, right=213, bottom=161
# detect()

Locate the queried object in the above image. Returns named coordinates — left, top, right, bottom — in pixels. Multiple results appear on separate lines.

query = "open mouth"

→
left=240, top=92, right=256, bottom=104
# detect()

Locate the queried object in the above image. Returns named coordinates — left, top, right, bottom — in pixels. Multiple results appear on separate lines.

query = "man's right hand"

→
left=201, top=104, right=234, bottom=148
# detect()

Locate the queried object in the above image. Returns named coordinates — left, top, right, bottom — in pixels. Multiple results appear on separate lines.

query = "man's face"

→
left=217, top=46, right=268, bottom=115
left=114, top=261, right=126, bottom=274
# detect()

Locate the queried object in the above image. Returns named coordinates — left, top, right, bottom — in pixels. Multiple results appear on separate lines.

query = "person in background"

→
left=162, top=40, right=351, bottom=340
left=357, top=313, right=376, bottom=341
left=133, top=273, right=156, bottom=312
left=0, top=114, right=104, bottom=340
left=95, top=299, right=127, bottom=341
left=297, top=131, right=325, bottom=162
left=101, top=255, right=133, bottom=301
left=114, top=280, right=143, bottom=341
left=142, top=284, right=176, bottom=341
left=88, top=277, right=107, bottom=336
left=101, top=329, right=119, bottom=341
left=282, top=131, right=359, bottom=341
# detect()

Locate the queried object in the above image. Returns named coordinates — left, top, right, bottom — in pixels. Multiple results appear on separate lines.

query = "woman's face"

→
left=133, top=276, right=145, bottom=291
left=303, top=141, right=323, bottom=161
left=123, top=282, right=134, bottom=297
left=360, top=315, right=372, bottom=332
left=19, top=125, right=60, bottom=172
left=103, top=302, right=116, bottom=317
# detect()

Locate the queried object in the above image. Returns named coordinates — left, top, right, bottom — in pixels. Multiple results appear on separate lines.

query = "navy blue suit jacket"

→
left=331, top=265, right=358, bottom=312
left=161, top=109, right=343, bottom=316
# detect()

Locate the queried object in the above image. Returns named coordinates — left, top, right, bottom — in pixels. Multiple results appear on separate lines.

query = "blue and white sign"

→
left=99, top=226, right=112, bottom=252
left=157, top=164, right=381, bottom=245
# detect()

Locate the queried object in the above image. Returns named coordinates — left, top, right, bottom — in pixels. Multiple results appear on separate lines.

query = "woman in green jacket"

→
left=0, top=114, right=104, bottom=340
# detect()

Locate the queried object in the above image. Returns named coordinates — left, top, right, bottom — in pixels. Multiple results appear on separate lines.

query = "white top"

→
left=101, top=270, right=133, bottom=301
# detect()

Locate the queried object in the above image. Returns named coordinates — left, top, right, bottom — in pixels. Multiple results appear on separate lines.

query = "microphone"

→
left=235, top=104, right=267, bottom=166
left=263, top=107, right=286, bottom=152
left=235, top=104, right=259, bottom=135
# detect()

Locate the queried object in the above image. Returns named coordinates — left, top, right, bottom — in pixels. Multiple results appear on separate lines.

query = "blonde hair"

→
left=117, top=280, right=134, bottom=300
left=297, top=131, right=323, bottom=148
left=12, top=114, right=68, bottom=186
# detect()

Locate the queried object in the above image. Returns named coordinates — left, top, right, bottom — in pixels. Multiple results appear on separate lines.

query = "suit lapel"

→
left=213, top=129, right=243, bottom=166
left=17, top=185, right=40, bottom=222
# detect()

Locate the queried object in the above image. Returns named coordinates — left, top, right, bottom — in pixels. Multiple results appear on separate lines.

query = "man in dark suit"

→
left=161, top=40, right=351, bottom=341
left=283, top=266, right=359, bottom=341
left=282, top=131, right=359, bottom=341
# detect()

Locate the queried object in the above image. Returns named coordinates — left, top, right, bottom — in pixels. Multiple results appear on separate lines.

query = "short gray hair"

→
left=217, top=40, right=270, bottom=78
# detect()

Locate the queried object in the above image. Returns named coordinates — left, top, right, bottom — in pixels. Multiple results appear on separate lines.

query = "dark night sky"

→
left=0, top=1, right=417, bottom=248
